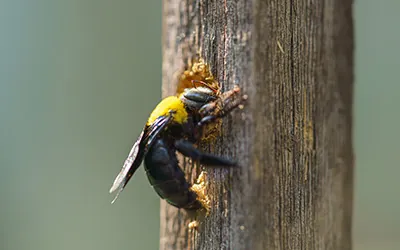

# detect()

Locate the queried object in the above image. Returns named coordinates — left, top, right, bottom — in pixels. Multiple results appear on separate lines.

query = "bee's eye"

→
left=184, top=88, right=216, bottom=102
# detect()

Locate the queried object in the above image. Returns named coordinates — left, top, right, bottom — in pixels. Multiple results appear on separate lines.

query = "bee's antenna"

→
left=191, top=79, right=218, bottom=93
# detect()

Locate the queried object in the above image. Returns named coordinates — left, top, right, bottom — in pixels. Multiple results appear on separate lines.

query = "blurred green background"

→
left=0, top=1, right=398, bottom=250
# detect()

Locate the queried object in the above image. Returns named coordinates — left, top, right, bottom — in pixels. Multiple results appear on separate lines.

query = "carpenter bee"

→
left=109, top=78, right=245, bottom=210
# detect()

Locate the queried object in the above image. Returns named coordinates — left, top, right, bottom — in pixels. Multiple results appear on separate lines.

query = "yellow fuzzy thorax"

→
left=147, top=96, right=188, bottom=125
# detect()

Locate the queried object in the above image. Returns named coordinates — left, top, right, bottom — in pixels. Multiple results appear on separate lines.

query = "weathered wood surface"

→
left=161, top=0, right=354, bottom=249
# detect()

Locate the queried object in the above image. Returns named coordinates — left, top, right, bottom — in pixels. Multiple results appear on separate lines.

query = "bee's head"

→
left=179, top=86, right=219, bottom=111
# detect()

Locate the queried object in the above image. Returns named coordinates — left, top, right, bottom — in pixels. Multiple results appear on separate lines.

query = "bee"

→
left=109, top=61, right=246, bottom=210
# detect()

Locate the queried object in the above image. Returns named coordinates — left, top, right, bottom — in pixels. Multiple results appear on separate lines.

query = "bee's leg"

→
left=175, top=139, right=237, bottom=167
left=197, top=102, right=238, bottom=127
left=197, top=87, right=247, bottom=127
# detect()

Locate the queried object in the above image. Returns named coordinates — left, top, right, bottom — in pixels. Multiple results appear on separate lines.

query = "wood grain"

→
left=161, top=0, right=354, bottom=249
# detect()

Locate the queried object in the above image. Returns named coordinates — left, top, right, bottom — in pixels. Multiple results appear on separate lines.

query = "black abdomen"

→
left=144, top=138, right=200, bottom=209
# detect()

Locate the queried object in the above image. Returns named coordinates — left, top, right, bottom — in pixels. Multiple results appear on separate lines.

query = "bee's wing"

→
left=109, top=114, right=173, bottom=203
left=109, top=131, right=145, bottom=203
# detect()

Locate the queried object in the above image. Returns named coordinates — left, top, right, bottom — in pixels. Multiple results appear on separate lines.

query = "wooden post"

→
left=161, top=0, right=354, bottom=249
